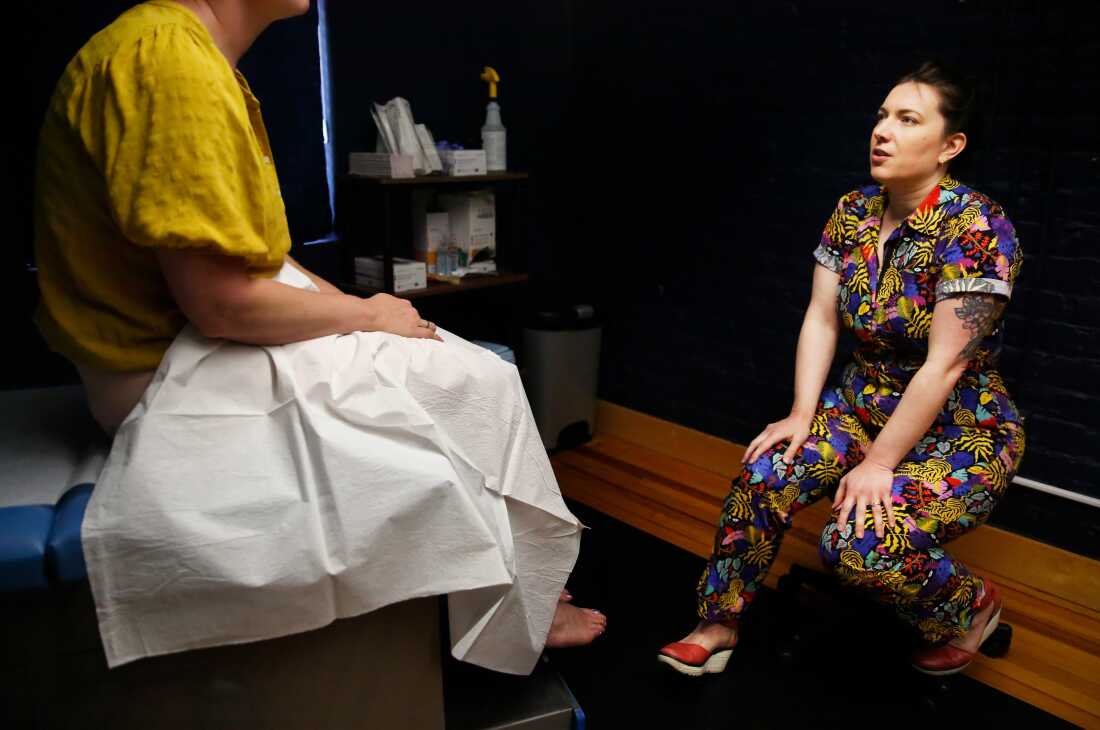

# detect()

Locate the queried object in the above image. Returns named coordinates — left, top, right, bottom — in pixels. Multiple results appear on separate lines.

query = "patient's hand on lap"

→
left=363, top=293, right=442, bottom=341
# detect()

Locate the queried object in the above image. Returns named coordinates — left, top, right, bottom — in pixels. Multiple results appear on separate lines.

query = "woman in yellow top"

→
left=36, top=0, right=437, bottom=432
left=35, top=0, right=605, bottom=673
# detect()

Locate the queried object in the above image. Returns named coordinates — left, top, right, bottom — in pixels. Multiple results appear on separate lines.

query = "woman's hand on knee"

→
left=833, top=461, right=896, bottom=539
left=741, top=413, right=812, bottom=466
left=363, top=294, right=442, bottom=341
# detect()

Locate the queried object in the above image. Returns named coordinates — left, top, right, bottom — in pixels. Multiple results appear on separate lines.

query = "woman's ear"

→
left=939, top=131, right=967, bottom=165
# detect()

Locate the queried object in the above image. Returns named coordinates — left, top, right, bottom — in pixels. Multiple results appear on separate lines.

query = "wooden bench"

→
left=552, top=400, right=1100, bottom=728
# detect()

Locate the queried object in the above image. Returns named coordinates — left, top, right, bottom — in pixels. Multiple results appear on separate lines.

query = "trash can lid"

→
left=527, top=303, right=601, bottom=331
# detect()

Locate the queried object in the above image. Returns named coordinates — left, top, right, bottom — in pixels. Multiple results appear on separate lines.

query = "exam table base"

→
left=3, top=586, right=445, bottom=730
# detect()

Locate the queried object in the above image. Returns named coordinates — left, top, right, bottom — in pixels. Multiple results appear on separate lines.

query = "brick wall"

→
left=7, top=0, right=1097, bottom=554
left=565, top=0, right=1100, bottom=554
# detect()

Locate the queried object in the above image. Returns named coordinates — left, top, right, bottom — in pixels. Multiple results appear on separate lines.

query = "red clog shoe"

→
left=912, top=579, right=1003, bottom=676
left=657, top=622, right=738, bottom=677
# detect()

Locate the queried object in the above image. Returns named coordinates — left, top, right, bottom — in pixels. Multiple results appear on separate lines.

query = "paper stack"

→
left=349, top=152, right=415, bottom=179
left=370, top=98, right=442, bottom=175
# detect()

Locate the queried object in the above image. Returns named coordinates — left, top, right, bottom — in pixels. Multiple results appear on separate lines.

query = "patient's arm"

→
left=156, top=249, right=441, bottom=344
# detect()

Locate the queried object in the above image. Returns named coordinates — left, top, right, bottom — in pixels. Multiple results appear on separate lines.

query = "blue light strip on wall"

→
left=306, top=0, right=337, bottom=246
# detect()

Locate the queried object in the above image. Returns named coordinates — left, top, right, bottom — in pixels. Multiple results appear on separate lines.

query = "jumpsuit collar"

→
left=874, top=174, right=959, bottom=239
left=863, top=175, right=958, bottom=305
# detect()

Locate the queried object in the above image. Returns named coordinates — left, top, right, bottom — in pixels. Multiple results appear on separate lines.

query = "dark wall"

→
left=239, top=6, right=331, bottom=246
left=567, top=0, right=1100, bottom=553
left=9, top=1, right=1099, bottom=553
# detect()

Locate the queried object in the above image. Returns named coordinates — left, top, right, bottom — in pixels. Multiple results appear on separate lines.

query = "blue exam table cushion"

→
left=0, top=505, right=54, bottom=592
left=0, top=386, right=105, bottom=592
left=48, top=483, right=95, bottom=584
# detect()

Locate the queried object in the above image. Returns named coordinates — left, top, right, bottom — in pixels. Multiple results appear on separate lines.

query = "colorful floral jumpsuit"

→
left=697, top=176, right=1025, bottom=643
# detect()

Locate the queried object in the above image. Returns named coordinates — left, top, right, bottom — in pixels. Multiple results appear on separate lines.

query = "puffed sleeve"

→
left=97, top=25, right=279, bottom=266
left=935, top=201, right=1022, bottom=301
left=813, top=193, right=853, bottom=274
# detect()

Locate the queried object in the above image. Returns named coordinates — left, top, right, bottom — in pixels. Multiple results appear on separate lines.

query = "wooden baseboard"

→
left=552, top=399, right=1100, bottom=729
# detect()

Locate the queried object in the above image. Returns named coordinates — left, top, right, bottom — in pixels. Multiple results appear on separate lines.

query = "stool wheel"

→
left=979, top=622, right=1012, bottom=658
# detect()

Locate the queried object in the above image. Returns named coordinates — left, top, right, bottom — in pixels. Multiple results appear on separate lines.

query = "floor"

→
left=544, top=500, right=1073, bottom=730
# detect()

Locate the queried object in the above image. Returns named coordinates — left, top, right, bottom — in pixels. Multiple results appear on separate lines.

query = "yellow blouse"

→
left=34, top=0, right=291, bottom=372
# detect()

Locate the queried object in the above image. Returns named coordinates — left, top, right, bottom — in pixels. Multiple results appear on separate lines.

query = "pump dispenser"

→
left=480, top=66, right=506, bottom=171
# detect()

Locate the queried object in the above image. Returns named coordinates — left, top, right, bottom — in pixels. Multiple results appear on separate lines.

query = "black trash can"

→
left=522, top=303, right=601, bottom=451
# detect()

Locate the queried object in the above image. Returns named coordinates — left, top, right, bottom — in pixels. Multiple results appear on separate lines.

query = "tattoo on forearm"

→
left=955, top=296, right=1005, bottom=361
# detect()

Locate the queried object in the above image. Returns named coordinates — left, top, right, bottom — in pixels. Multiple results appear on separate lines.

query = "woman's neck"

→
left=884, top=168, right=945, bottom=222
left=172, top=0, right=266, bottom=67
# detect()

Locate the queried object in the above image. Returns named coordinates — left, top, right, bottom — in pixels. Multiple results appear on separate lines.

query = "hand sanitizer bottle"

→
left=480, top=66, right=506, bottom=171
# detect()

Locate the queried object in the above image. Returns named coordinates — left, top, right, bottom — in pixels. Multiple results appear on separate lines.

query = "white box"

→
left=438, top=191, right=495, bottom=267
left=354, top=256, right=427, bottom=292
left=440, top=149, right=487, bottom=177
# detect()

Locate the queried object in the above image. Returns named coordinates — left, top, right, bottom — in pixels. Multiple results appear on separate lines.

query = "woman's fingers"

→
left=743, top=435, right=765, bottom=464
left=756, top=435, right=786, bottom=464
left=833, top=476, right=847, bottom=508
left=781, top=430, right=808, bottom=465
left=740, top=437, right=757, bottom=464
left=742, top=428, right=770, bottom=464
left=363, top=295, right=443, bottom=341
left=747, top=427, right=798, bottom=466
left=871, top=502, right=884, bottom=539
left=884, top=499, right=896, bottom=531
left=400, top=313, right=443, bottom=341
left=742, top=414, right=814, bottom=466
left=853, top=496, right=868, bottom=539
left=835, top=485, right=853, bottom=528
left=781, top=437, right=799, bottom=465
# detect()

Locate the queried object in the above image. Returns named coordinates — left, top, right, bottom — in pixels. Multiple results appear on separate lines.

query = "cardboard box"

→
left=412, top=207, right=450, bottom=275
left=438, top=191, right=495, bottom=267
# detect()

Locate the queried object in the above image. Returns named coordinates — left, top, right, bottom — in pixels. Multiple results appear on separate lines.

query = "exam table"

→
left=0, top=385, right=445, bottom=729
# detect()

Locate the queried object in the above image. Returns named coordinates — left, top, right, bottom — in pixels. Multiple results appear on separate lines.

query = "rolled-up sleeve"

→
left=813, top=194, right=850, bottom=274
left=99, top=25, right=280, bottom=267
left=935, top=203, right=1021, bottom=301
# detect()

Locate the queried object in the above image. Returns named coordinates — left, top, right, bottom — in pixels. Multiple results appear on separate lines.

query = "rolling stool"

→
left=774, top=563, right=1013, bottom=713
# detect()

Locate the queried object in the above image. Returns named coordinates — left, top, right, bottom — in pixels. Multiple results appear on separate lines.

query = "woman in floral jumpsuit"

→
left=659, top=62, right=1024, bottom=677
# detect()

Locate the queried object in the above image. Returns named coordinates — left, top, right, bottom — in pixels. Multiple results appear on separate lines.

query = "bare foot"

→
left=949, top=596, right=997, bottom=654
left=676, top=621, right=738, bottom=653
left=560, top=589, right=572, bottom=602
left=545, top=601, right=606, bottom=648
